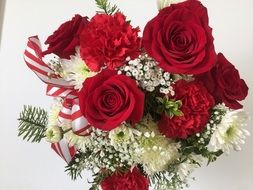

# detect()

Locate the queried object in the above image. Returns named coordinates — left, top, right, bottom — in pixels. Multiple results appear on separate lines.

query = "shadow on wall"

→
left=0, top=0, right=6, bottom=49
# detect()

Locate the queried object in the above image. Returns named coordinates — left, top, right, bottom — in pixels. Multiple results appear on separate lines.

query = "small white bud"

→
left=144, top=132, right=150, bottom=138
left=45, top=126, right=63, bottom=143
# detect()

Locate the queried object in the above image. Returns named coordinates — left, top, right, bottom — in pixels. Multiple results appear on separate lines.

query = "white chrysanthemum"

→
left=135, top=117, right=180, bottom=174
left=109, top=124, right=136, bottom=147
left=60, top=48, right=96, bottom=90
left=209, top=109, right=250, bottom=154
left=157, top=0, right=185, bottom=10
left=48, top=98, right=63, bottom=127
left=177, top=154, right=204, bottom=181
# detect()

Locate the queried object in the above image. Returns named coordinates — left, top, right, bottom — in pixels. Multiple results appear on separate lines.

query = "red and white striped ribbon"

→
left=58, top=98, right=91, bottom=136
left=47, top=85, right=77, bottom=99
left=24, top=36, right=74, bottom=88
left=71, top=100, right=91, bottom=136
left=51, top=139, right=76, bottom=163
left=24, top=36, right=90, bottom=162
left=58, top=98, right=73, bottom=122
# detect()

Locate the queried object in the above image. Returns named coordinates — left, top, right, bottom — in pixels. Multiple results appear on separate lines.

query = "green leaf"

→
left=156, top=97, right=164, bottom=104
left=174, top=110, right=183, bottom=117
left=95, top=0, right=119, bottom=15
left=156, top=96, right=183, bottom=119
left=18, top=105, right=48, bottom=143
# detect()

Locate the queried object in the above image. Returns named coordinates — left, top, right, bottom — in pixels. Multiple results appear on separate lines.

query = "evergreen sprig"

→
left=65, top=150, right=92, bottom=180
left=18, top=105, right=48, bottom=143
left=89, top=171, right=111, bottom=190
left=150, top=169, right=187, bottom=190
left=95, top=0, right=119, bottom=15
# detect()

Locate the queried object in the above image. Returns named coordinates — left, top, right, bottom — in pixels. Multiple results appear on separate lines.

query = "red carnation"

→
left=43, top=14, right=88, bottom=59
left=143, top=0, right=216, bottom=74
left=78, top=70, right=144, bottom=131
left=158, top=80, right=215, bottom=139
left=101, top=168, right=149, bottom=190
left=80, top=13, right=141, bottom=71
left=196, top=53, right=248, bottom=109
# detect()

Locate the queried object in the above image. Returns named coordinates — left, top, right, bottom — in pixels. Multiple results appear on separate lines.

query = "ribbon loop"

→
left=24, top=36, right=74, bottom=88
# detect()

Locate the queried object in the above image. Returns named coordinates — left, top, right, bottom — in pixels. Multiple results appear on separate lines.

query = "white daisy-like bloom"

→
left=177, top=154, right=204, bottom=181
left=157, top=0, right=185, bottom=10
left=209, top=109, right=250, bottom=154
left=135, top=116, right=180, bottom=175
left=60, top=48, right=96, bottom=90
left=48, top=98, right=63, bottom=127
left=108, top=124, right=137, bottom=148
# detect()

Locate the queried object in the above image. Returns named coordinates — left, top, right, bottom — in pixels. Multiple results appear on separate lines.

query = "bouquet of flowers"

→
left=18, top=0, right=250, bottom=189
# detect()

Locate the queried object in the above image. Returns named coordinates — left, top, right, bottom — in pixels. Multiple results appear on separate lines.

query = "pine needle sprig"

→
left=65, top=150, right=92, bottom=180
left=18, top=105, right=48, bottom=143
left=95, top=0, right=119, bottom=15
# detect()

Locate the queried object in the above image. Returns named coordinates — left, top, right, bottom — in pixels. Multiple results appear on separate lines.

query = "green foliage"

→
left=144, top=92, right=183, bottom=122
left=156, top=96, right=183, bottom=118
left=144, top=91, right=160, bottom=121
left=95, top=0, right=119, bottom=15
left=179, top=107, right=227, bottom=164
left=65, top=150, right=110, bottom=189
left=18, top=105, right=48, bottom=143
left=65, top=150, right=92, bottom=180
left=150, top=166, right=188, bottom=190
left=89, top=171, right=111, bottom=190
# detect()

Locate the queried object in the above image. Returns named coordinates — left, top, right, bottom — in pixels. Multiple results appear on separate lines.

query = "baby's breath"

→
left=119, top=54, right=175, bottom=95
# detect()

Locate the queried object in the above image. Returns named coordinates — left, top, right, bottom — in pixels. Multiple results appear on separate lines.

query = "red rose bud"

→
left=80, top=13, right=141, bottom=72
left=196, top=53, right=249, bottom=109
left=78, top=70, right=145, bottom=131
left=158, top=80, right=215, bottom=139
left=101, top=167, right=149, bottom=190
left=43, top=14, right=89, bottom=59
left=143, top=0, right=216, bottom=74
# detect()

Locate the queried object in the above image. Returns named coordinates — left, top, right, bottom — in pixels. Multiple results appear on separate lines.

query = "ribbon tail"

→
left=51, top=139, right=76, bottom=163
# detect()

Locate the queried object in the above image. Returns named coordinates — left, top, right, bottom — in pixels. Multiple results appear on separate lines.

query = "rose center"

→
left=104, top=93, right=117, bottom=107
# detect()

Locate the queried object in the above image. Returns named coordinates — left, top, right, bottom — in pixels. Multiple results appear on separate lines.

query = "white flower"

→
left=48, top=98, right=63, bottom=127
left=177, top=154, right=204, bottom=181
left=135, top=117, right=180, bottom=174
left=60, top=48, right=96, bottom=90
left=45, top=126, right=63, bottom=143
left=209, top=109, right=250, bottom=154
left=157, top=0, right=185, bottom=10
left=138, top=138, right=179, bottom=175
left=109, top=124, right=136, bottom=147
left=119, top=54, right=174, bottom=95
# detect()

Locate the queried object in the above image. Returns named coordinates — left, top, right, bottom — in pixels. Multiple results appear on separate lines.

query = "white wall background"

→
left=0, top=0, right=252, bottom=189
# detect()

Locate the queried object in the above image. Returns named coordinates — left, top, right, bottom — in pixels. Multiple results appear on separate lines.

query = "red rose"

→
left=143, top=0, right=216, bottom=74
left=101, top=168, right=149, bottom=190
left=78, top=70, right=144, bottom=130
left=196, top=53, right=248, bottom=109
left=43, top=14, right=88, bottom=59
left=158, top=80, right=215, bottom=139
left=80, top=13, right=141, bottom=71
